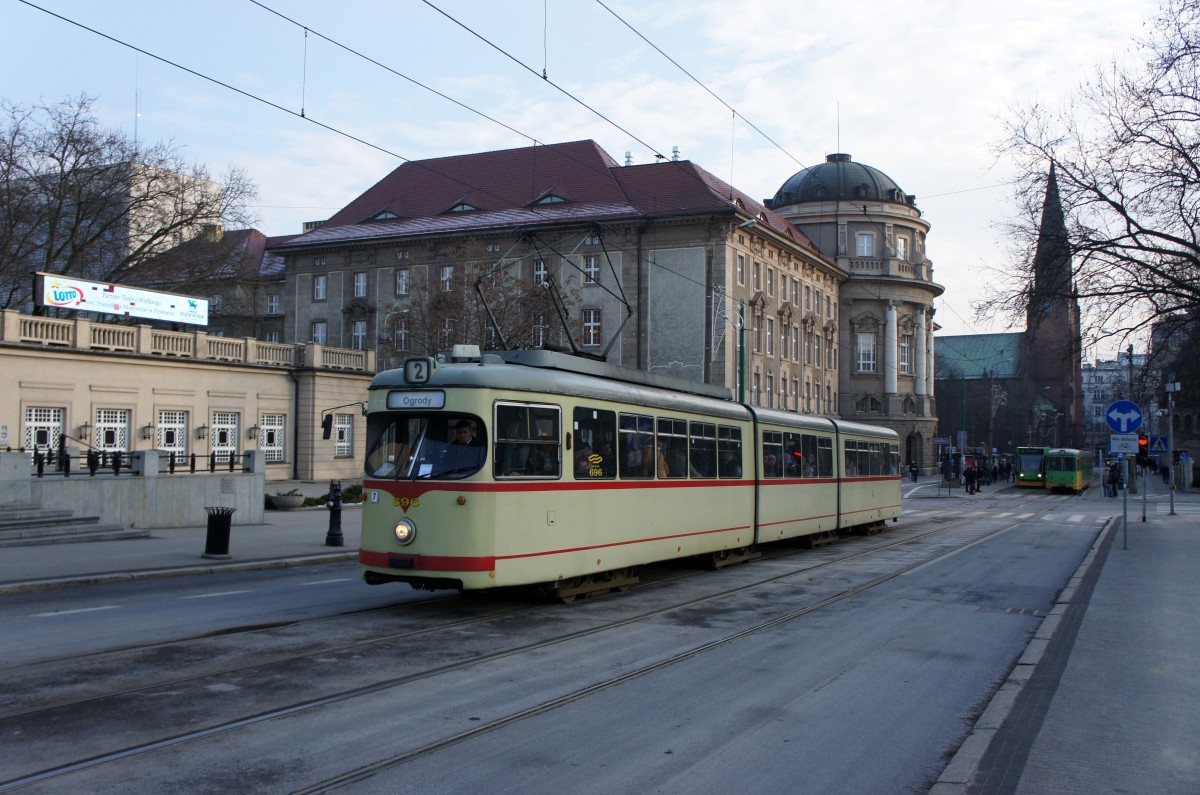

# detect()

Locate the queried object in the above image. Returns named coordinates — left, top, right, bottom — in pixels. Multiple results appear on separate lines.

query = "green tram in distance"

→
left=1015, top=445, right=1049, bottom=488
left=1044, top=448, right=1095, bottom=493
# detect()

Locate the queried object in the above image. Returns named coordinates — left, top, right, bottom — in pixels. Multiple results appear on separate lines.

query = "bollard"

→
left=325, top=479, right=344, bottom=547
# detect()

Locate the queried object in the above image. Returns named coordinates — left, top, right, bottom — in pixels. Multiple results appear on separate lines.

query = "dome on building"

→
left=766, top=153, right=916, bottom=209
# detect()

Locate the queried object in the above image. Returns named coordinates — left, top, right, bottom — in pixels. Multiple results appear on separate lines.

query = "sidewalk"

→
left=935, top=480, right=1200, bottom=793
left=0, top=494, right=361, bottom=594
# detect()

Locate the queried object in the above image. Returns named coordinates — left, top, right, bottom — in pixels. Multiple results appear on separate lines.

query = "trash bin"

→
left=203, top=507, right=236, bottom=559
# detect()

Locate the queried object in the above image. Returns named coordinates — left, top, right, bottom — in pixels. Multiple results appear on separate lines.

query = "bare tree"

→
left=0, top=94, right=257, bottom=311
left=991, top=0, right=1200, bottom=347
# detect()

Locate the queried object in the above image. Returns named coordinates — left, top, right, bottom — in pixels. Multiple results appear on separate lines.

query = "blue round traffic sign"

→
left=1105, top=400, right=1143, bottom=433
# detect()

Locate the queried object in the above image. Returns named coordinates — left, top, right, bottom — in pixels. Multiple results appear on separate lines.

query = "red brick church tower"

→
left=1023, top=166, right=1084, bottom=448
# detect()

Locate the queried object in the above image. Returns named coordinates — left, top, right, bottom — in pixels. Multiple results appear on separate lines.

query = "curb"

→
left=929, top=516, right=1117, bottom=794
left=0, top=551, right=359, bottom=595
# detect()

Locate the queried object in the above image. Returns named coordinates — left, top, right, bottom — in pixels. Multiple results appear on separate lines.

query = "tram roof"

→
left=371, top=349, right=748, bottom=419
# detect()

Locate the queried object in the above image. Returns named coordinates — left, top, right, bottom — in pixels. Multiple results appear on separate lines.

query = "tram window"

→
left=689, top=422, right=717, bottom=479
left=619, top=413, right=655, bottom=478
left=572, top=407, right=616, bottom=478
left=889, top=444, right=900, bottom=475
left=718, top=425, right=742, bottom=478
left=869, top=442, right=883, bottom=476
left=494, top=403, right=560, bottom=478
left=844, top=439, right=865, bottom=477
left=761, top=430, right=784, bottom=478
left=801, top=434, right=819, bottom=477
left=657, top=418, right=689, bottom=478
left=817, top=437, right=833, bottom=478
left=783, top=432, right=802, bottom=477
left=364, top=413, right=486, bottom=479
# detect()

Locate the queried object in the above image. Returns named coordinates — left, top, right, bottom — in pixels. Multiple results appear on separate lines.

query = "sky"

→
left=1, top=0, right=1163, bottom=344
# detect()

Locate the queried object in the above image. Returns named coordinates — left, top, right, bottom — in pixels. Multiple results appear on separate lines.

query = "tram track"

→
left=0, top=494, right=1073, bottom=792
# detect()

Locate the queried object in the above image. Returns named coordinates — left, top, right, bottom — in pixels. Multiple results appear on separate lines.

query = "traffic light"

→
left=1137, top=434, right=1149, bottom=467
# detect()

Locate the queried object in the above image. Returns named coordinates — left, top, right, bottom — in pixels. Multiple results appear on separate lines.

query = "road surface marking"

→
left=31, top=605, right=119, bottom=617
left=1069, top=514, right=1085, bottom=523
left=302, top=578, right=352, bottom=586
left=182, top=590, right=254, bottom=600
left=996, top=512, right=1012, bottom=518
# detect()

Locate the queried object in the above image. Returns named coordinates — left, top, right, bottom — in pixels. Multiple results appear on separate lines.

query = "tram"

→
left=1015, top=446, right=1049, bottom=488
left=358, top=347, right=902, bottom=600
left=1043, top=448, right=1095, bottom=493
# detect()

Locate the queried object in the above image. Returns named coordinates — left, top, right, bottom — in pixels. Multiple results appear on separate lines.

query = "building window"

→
left=265, top=294, right=280, bottom=315
left=753, top=315, right=761, bottom=353
left=266, top=331, right=281, bottom=343
left=804, top=285, right=812, bottom=311
left=533, top=258, right=548, bottom=286
left=94, top=408, right=130, bottom=452
left=736, top=253, right=745, bottom=286
left=767, top=268, right=775, bottom=296
left=792, top=278, right=800, bottom=307
left=533, top=315, right=547, bottom=348
left=753, top=372, right=761, bottom=406
left=440, top=265, right=454, bottom=292
left=856, top=332, right=877, bottom=372
left=753, top=261, right=761, bottom=290
left=486, top=242, right=501, bottom=253
left=395, top=318, right=409, bottom=352
left=582, top=308, right=602, bottom=346
left=395, top=250, right=409, bottom=261
left=334, top=414, right=353, bottom=457
left=156, top=410, right=187, bottom=457
left=212, top=411, right=239, bottom=461
left=395, top=269, right=410, bottom=295
left=353, top=272, right=367, bottom=298
left=351, top=320, right=367, bottom=350
left=894, top=236, right=909, bottom=260
left=766, top=318, right=774, bottom=356
left=259, top=413, right=286, bottom=462
left=311, top=321, right=327, bottom=345
left=24, top=406, right=64, bottom=452
left=856, top=233, right=874, bottom=257
left=312, top=274, right=327, bottom=301
left=314, top=256, right=326, bottom=267
left=583, top=255, right=599, bottom=284
left=583, top=234, right=600, bottom=245
left=440, top=318, right=454, bottom=350
left=827, top=339, right=836, bottom=369
left=766, top=373, right=774, bottom=409
left=792, top=325, right=800, bottom=361
left=900, top=334, right=914, bottom=373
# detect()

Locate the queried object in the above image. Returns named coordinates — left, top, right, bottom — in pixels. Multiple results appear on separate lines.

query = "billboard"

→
left=36, top=272, right=208, bottom=326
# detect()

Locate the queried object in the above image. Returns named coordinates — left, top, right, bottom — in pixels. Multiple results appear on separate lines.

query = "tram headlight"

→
left=394, top=518, right=416, bottom=545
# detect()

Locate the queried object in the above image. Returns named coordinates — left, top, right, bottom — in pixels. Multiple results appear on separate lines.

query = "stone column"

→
left=884, top=302, right=898, bottom=396
left=925, top=313, right=936, bottom=397
left=915, top=307, right=928, bottom=396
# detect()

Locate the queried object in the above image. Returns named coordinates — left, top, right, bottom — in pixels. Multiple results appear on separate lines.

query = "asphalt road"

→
left=1, top=486, right=1118, bottom=793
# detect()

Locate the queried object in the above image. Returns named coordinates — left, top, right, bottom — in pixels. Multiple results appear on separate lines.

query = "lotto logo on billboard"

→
left=44, top=281, right=86, bottom=307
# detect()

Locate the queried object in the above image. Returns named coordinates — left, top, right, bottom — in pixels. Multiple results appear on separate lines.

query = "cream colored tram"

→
left=360, top=349, right=757, bottom=599
left=833, top=420, right=903, bottom=530
left=359, top=348, right=901, bottom=599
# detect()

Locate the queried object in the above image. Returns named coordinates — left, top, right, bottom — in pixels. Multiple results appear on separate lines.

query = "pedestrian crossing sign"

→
left=1150, top=436, right=1167, bottom=453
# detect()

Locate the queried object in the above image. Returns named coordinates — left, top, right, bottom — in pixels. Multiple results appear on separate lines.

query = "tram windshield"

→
left=365, top=413, right=486, bottom=479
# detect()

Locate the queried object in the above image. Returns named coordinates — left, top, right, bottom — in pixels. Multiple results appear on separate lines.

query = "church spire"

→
left=1027, top=164, right=1073, bottom=326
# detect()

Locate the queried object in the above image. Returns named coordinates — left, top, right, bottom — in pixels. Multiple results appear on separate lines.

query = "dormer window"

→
left=534, top=194, right=566, bottom=205
left=448, top=202, right=478, bottom=213
left=370, top=210, right=399, bottom=221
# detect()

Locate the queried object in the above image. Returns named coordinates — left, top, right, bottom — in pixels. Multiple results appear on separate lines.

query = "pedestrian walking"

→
left=909, top=461, right=919, bottom=483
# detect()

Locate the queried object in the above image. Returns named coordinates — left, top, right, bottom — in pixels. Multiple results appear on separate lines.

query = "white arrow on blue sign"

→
left=1106, top=400, right=1143, bottom=433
